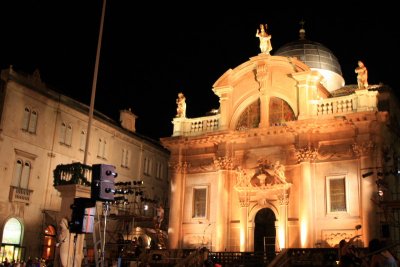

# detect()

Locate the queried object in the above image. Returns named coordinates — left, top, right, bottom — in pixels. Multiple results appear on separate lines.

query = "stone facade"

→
left=161, top=54, right=400, bottom=252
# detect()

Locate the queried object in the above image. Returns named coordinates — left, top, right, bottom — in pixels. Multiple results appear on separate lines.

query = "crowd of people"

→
left=1, top=257, right=50, bottom=267
left=338, top=235, right=399, bottom=267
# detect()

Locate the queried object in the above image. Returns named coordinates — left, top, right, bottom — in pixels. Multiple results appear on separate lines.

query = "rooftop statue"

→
left=256, top=24, right=272, bottom=54
left=355, top=60, right=368, bottom=89
left=176, top=92, right=186, bottom=118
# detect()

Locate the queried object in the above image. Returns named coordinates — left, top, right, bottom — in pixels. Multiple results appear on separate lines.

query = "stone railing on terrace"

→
left=172, top=114, right=220, bottom=137
left=312, top=89, right=378, bottom=116
left=171, top=90, right=378, bottom=137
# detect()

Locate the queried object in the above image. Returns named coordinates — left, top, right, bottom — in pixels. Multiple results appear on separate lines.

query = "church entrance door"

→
left=254, top=208, right=276, bottom=254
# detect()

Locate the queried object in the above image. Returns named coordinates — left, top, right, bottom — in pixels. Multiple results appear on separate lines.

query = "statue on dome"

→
left=355, top=60, right=368, bottom=89
left=256, top=24, right=272, bottom=54
left=176, top=92, right=186, bottom=118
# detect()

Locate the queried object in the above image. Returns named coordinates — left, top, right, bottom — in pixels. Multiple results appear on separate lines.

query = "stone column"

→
left=54, top=184, right=91, bottom=267
left=238, top=192, right=250, bottom=252
left=278, top=192, right=289, bottom=250
left=167, top=161, right=187, bottom=249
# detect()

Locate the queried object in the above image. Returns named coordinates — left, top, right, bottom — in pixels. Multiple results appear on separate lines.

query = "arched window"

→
left=59, top=122, right=66, bottom=143
left=65, top=124, right=72, bottom=146
left=12, top=159, right=31, bottom=189
left=22, top=108, right=30, bottom=131
left=28, top=110, right=38, bottom=133
left=1, top=218, right=23, bottom=262
left=269, top=97, right=295, bottom=125
left=20, top=161, right=31, bottom=189
left=22, top=107, right=38, bottom=133
left=79, top=130, right=86, bottom=151
left=236, top=100, right=260, bottom=130
left=12, top=160, right=23, bottom=187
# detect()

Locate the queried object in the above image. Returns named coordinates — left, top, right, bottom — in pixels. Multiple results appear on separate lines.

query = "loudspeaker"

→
left=69, top=198, right=96, bottom=234
left=91, top=164, right=117, bottom=201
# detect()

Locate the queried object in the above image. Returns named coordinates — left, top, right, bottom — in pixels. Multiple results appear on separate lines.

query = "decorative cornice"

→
left=295, top=147, right=318, bottom=163
left=168, top=161, right=189, bottom=172
left=213, top=156, right=234, bottom=170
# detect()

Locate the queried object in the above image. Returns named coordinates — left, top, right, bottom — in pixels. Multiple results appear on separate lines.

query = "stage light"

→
left=378, top=190, right=384, bottom=197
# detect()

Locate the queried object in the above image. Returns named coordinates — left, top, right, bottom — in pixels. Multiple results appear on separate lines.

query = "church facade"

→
left=161, top=26, right=400, bottom=252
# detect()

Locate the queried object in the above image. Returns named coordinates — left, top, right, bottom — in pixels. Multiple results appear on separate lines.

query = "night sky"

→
left=1, top=1, right=399, bottom=140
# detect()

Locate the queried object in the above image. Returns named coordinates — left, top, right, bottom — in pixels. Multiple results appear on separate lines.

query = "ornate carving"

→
left=295, top=147, right=318, bottom=163
left=352, top=141, right=375, bottom=157
left=278, top=193, right=289, bottom=205
left=214, top=156, right=234, bottom=170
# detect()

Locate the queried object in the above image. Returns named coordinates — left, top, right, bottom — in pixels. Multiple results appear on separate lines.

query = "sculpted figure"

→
left=176, top=92, right=186, bottom=118
left=256, top=24, right=272, bottom=54
left=355, top=60, right=368, bottom=89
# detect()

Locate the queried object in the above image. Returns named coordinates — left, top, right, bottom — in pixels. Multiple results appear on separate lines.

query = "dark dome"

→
left=274, top=39, right=342, bottom=76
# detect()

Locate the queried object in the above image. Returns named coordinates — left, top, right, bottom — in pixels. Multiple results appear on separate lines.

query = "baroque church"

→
left=161, top=24, right=400, bottom=253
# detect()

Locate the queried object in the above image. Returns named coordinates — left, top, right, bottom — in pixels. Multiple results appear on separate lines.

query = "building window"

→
left=79, top=130, right=86, bottom=151
left=236, top=100, right=260, bottom=130
left=12, top=159, right=31, bottom=189
left=269, top=97, right=295, bottom=125
left=327, top=176, right=347, bottom=213
left=143, top=157, right=152, bottom=176
left=59, top=123, right=72, bottom=146
left=65, top=124, right=72, bottom=146
left=22, top=107, right=38, bottom=133
left=192, top=187, right=207, bottom=218
left=97, top=138, right=107, bottom=159
left=121, top=149, right=130, bottom=168
left=155, top=162, right=163, bottom=179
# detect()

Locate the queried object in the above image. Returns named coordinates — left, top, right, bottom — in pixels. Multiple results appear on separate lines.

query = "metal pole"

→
left=84, top=0, right=106, bottom=165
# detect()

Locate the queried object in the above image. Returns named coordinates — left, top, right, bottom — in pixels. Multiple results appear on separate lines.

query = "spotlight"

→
left=378, top=190, right=384, bottom=197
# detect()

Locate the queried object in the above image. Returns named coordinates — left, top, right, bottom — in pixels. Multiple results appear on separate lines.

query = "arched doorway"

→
left=254, top=208, right=276, bottom=254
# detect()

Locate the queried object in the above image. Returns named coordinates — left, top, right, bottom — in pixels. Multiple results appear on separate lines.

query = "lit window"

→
left=193, top=187, right=207, bottom=218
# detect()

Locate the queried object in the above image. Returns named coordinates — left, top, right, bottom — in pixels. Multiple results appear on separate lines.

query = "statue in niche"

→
left=256, top=24, right=272, bottom=54
left=176, top=92, right=186, bottom=118
left=355, top=60, right=368, bottom=89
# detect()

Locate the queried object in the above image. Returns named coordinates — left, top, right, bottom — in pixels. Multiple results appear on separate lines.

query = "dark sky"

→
left=1, top=1, right=399, bottom=140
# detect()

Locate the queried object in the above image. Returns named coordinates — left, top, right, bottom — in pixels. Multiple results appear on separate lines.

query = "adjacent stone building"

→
left=0, top=67, right=170, bottom=263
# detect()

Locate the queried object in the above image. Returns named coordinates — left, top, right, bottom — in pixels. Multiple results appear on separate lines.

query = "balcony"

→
left=9, top=186, right=33, bottom=205
left=53, top=162, right=92, bottom=186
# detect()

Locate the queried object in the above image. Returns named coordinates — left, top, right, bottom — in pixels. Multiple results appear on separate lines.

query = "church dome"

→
left=274, top=27, right=345, bottom=92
